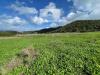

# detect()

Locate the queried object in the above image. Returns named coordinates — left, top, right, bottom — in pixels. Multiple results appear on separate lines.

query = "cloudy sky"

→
left=0, top=0, right=100, bottom=31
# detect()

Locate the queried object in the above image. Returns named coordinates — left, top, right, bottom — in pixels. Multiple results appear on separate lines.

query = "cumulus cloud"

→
left=0, top=15, right=27, bottom=26
left=9, top=2, right=65, bottom=27
left=11, top=4, right=38, bottom=15
left=72, top=0, right=93, bottom=11
left=38, top=2, right=66, bottom=27
left=26, top=2, right=65, bottom=26
left=40, top=2, right=63, bottom=21
left=50, top=23, right=58, bottom=27
left=67, top=12, right=76, bottom=20
left=31, top=16, right=48, bottom=25
left=67, top=0, right=100, bottom=20
left=0, top=15, right=28, bottom=31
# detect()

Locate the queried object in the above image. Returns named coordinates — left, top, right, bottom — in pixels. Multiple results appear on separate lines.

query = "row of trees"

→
left=0, top=31, right=18, bottom=36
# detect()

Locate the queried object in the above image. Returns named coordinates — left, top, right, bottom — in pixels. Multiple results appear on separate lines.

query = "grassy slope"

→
left=0, top=32, right=100, bottom=75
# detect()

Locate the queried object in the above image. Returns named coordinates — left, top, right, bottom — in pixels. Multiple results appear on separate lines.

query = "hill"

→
left=36, top=20, right=100, bottom=33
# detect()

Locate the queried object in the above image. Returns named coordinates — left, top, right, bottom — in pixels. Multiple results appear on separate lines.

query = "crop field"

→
left=0, top=32, right=100, bottom=75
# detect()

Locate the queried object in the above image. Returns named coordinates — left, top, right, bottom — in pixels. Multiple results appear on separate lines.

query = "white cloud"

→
left=9, top=2, right=66, bottom=27
left=11, top=4, right=38, bottom=15
left=69, top=0, right=100, bottom=20
left=67, top=12, right=76, bottom=20
left=0, top=16, right=27, bottom=26
left=31, top=16, right=48, bottom=25
left=50, top=23, right=58, bottom=27
left=58, top=17, right=66, bottom=23
left=0, top=15, right=28, bottom=31
left=29, top=2, right=65, bottom=26
left=72, top=0, right=93, bottom=11
left=40, top=2, right=63, bottom=21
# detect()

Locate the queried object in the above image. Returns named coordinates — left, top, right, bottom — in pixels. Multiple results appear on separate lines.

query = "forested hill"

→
left=36, top=20, right=100, bottom=33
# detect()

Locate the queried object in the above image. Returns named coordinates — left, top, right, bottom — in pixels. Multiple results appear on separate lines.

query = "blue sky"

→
left=0, top=0, right=100, bottom=31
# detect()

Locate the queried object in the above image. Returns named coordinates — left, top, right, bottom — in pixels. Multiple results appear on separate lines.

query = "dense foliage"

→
left=0, top=31, right=18, bottom=36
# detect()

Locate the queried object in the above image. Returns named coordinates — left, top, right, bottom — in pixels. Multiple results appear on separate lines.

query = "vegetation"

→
left=36, top=20, right=100, bottom=33
left=0, top=32, right=100, bottom=75
left=0, top=31, right=19, bottom=36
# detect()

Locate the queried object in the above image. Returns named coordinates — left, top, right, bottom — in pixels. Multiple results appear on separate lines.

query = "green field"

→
left=0, top=32, right=100, bottom=75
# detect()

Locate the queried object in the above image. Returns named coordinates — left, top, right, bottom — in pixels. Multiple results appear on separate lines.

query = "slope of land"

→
left=36, top=20, right=100, bottom=33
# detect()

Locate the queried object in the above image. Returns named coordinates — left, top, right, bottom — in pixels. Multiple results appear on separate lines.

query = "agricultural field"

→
left=0, top=32, right=100, bottom=75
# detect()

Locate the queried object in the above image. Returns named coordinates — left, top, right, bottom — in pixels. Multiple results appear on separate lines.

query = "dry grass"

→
left=0, top=46, right=38, bottom=75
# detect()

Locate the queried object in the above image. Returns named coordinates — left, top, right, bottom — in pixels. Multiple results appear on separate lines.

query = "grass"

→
left=0, top=32, right=100, bottom=75
left=0, top=37, right=33, bottom=65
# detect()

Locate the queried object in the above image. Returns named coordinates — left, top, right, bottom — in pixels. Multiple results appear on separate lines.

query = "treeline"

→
left=0, top=31, right=19, bottom=36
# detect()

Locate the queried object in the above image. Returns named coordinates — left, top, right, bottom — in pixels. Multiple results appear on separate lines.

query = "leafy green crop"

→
left=0, top=32, right=100, bottom=75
